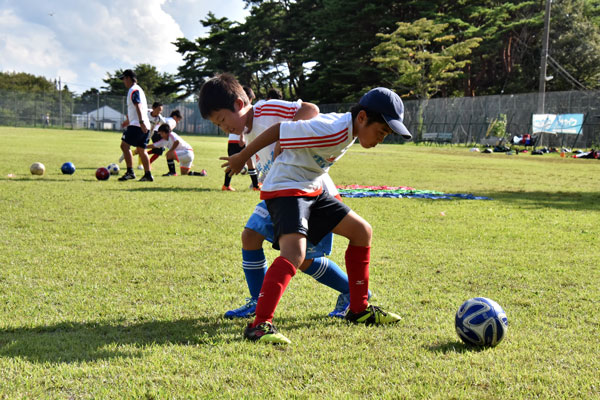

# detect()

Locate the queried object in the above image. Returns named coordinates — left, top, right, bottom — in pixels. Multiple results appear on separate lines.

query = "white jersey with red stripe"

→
left=245, top=99, right=302, bottom=181
left=152, top=131, right=193, bottom=154
left=148, top=111, right=166, bottom=132
left=228, top=133, right=241, bottom=143
left=126, top=84, right=150, bottom=127
left=260, top=112, right=355, bottom=200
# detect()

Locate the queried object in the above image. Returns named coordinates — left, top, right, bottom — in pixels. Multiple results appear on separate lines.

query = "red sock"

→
left=149, top=154, right=160, bottom=163
left=345, top=245, right=370, bottom=314
left=251, top=256, right=297, bottom=327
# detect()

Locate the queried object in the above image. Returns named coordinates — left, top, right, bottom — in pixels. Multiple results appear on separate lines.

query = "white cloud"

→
left=0, top=0, right=251, bottom=93
left=0, top=9, right=71, bottom=75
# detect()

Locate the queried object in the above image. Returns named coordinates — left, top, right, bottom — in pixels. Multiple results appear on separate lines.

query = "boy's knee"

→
left=280, top=253, right=304, bottom=269
left=241, top=228, right=265, bottom=250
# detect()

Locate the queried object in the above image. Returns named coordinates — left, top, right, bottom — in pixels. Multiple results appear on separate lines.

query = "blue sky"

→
left=0, top=0, right=250, bottom=93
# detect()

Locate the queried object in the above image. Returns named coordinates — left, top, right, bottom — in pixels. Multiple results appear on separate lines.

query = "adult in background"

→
left=118, top=69, right=153, bottom=182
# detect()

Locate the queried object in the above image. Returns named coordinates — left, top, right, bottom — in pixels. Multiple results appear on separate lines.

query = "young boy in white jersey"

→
left=199, top=73, right=356, bottom=320
left=147, top=123, right=206, bottom=176
left=118, top=69, right=153, bottom=182
left=222, top=87, right=412, bottom=344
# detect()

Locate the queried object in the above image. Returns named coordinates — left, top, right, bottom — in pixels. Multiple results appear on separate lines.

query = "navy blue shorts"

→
left=122, top=125, right=150, bottom=148
left=265, top=191, right=351, bottom=250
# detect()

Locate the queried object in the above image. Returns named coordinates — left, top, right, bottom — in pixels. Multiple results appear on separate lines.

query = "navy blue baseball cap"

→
left=118, top=69, right=137, bottom=80
left=359, top=87, right=412, bottom=140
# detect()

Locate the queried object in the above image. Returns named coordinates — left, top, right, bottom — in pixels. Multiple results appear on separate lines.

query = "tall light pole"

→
left=538, top=0, right=552, bottom=114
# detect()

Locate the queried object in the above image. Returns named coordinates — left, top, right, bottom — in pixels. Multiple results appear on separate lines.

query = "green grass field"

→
left=1, top=126, right=599, bottom=399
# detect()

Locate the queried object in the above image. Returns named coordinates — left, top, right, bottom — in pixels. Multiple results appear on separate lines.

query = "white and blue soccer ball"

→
left=107, top=163, right=120, bottom=175
left=455, top=297, right=508, bottom=347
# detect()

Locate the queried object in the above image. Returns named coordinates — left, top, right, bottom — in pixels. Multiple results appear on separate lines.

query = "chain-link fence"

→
left=2, top=89, right=600, bottom=147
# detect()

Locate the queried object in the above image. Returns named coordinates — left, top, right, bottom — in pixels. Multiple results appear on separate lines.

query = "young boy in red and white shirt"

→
left=222, top=87, right=412, bottom=344
left=200, top=73, right=355, bottom=322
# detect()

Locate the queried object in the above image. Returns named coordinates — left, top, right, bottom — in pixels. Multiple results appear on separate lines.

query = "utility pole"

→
left=537, top=0, right=552, bottom=114
left=58, top=76, right=63, bottom=127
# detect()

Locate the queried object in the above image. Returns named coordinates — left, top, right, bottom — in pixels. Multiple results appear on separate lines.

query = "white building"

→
left=73, top=105, right=125, bottom=130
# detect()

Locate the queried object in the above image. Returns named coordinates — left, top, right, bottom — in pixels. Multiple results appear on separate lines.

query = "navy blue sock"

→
left=242, top=249, right=267, bottom=299
left=302, top=257, right=349, bottom=294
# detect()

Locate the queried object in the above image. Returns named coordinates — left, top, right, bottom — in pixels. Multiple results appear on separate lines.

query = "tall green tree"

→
left=372, top=18, right=481, bottom=99
left=304, top=0, right=407, bottom=102
left=102, top=64, right=180, bottom=103
left=408, top=0, right=541, bottom=96
left=372, top=18, right=481, bottom=137
left=174, top=13, right=249, bottom=99
left=545, top=0, right=600, bottom=90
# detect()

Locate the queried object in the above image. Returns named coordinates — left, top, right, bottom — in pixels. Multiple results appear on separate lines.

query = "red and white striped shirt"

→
left=245, top=99, right=302, bottom=181
left=260, top=112, right=355, bottom=200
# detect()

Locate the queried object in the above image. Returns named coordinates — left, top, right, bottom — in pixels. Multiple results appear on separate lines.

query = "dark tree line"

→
left=174, top=0, right=600, bottom=102
left=3, top=0, right=600, bottom=111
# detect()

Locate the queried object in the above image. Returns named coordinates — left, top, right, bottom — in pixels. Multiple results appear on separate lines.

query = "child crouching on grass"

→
left=147, top=123, right=206, bottom=177
left=221, top=87, right=412, bottom=344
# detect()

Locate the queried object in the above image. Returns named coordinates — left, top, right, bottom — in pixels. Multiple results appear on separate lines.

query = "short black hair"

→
left=350, top=104, right=386, bottom=125
left=152, top=102, right=163, bottom=109
left=198, top=73, right=250, bottom=119
left=267, top=88, right=283, bottom=100
left=170, top=109, right=182, bottom=119
left=243, top=85, right=256, bottom=102
left=158, top=123, right=171, bottom=133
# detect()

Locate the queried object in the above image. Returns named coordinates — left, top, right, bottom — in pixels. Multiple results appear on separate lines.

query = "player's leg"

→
left=136, top=131, right=153, bottom=182
left=300, top=233, right=359, bottom=318
left=331, top=210, right=401, bottom=325
left=118, top=128, right=136, bottom=180
left=251, top=232, right=305, bottom=323
left=223, top=142, right=240, bottom=191
left=244, top=197, right=310, bottom=344
left=120, top=141, right=133, bottom=168
left=178, top=151, right=205, bottom=176
left=164, top=155, right=178, bottom=176
left=225, top=202, right=270, bottom=319
left=245, top=158, right=260, bottom=190
left=243, top=232, right=303, bottom=345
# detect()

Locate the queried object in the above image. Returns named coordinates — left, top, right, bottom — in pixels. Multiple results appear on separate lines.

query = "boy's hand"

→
left=220, top=152, right=245, bottom=176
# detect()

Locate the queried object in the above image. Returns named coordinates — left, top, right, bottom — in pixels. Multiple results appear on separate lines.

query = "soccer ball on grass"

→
left=107, top=163, right=120, bottom=175
left=95, top=167, right=110, bottom=181
left=455, top=297, right=508, bottom=347
left=30, top=162, right=45, bottom=175
left=61, top=162, right=76, bottom=175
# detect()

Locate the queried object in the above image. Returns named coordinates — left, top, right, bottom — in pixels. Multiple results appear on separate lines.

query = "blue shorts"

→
left=245, top=201, right=334, bottom=258
left=122, top=125, right=150, bottom=148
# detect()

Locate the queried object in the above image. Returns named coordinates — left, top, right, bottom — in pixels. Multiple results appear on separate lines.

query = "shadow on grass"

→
left=0, top=317, right=239, bottom=364
left=481, top=190, right=600, bottom=211
left=0, top=177, right=82, bottom=182
left=426, top=341, right=488, bottom=354
left=0, top=315, right=326, bottom=364
left=116, top=187, right=214, bottom=193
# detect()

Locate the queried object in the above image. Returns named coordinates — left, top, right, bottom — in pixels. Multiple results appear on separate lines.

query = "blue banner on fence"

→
left=532, top=114, right=584, bottom=135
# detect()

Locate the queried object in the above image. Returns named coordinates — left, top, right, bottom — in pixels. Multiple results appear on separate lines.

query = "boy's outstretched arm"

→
left=221, top=123, right=281, bottom=176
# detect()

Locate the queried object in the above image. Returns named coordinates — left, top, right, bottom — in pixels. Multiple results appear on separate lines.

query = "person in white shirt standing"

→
left=118, top=69, right=153, bottom=182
